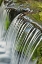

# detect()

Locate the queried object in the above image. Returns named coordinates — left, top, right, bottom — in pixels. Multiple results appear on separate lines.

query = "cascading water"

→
left=0, top=2, right=10, bottom=64
left=0, top=2, right=7, bottom=39
left=0, top=6, right=42, bottom=64
left=4, top=14, right=41, bottom=64
left=0, top=0, right=42, bottom=64
left=0, top=14, right=24, bottom=64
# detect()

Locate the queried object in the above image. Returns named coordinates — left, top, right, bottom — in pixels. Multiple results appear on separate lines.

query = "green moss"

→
left=4, top=16, right=10, bottom=30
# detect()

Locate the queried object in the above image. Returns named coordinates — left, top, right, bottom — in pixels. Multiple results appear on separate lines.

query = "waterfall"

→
left=7, top=14, right=41, bottom=64
left=0, top=2, right=11, bottom=64
left=0, top=12, right=42, bottom=64
left=1, top=14, right=23, bottom=64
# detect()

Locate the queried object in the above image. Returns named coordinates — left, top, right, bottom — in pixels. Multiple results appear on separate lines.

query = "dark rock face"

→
left=9, top=9, right=26, bottom=22
left=9, top=9, right=19, bottom=22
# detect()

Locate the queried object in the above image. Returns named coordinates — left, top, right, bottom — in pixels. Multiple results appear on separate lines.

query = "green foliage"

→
left=0, top=0, right=3, bottom=6
left=37, top=2, right=42, bottom=8
left=32, top=13, right=40, bottom=21
left=13, top=0, right=27, bottom=3
left=37, top=41, right=42, bottom=56
left=37, top=57, right=42, bottom=64
left=39, top=12, right=42, bottom=21
left=32, top=41, right=42, bottom=60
